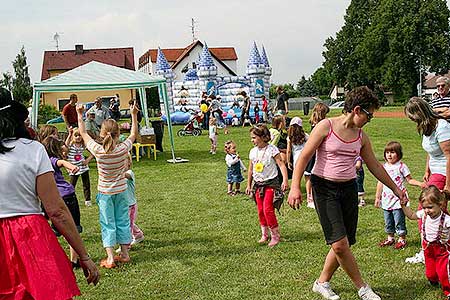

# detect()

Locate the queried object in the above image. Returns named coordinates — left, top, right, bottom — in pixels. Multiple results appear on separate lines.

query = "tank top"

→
left=312, top=119, right=362, bottom=180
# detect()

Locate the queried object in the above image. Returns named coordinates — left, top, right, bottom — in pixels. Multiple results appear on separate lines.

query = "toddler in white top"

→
left=209, top=117, right=217, bottom=154
left=375, top=141, right=423, bottom=249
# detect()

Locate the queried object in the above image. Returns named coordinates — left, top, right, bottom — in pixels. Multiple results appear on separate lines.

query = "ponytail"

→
left=102, top=132, right=116, bottom=154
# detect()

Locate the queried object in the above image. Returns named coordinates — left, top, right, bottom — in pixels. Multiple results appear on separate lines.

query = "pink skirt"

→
left=0, top=214, right=80, bottom=300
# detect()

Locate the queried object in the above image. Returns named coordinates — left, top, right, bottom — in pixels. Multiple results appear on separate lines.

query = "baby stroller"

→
left=177, top=112, right=203, bottom=137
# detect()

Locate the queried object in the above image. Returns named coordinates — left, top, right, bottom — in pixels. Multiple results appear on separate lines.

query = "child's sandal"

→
left=100, top=258, right=117, bottom=269
left=227, top=191, right=235, bottom=196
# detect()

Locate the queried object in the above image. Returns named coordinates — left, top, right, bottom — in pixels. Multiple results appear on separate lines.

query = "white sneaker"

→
left=405, top=249, right=424, bottom=264
left=131, top=235, right=144, bottom=245
left=85, top=201, right=92, bottom=206
left=358, top=285, right=381, bottom=300
left=312, top=280, right=340, bottom=300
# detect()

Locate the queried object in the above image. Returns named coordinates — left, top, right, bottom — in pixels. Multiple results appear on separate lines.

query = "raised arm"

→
left=65, top=127, right=73, bottom=147
left=128, top=102, right=139, bottom=143
left=76, top=105, right=94, bottom=146
left=37, top=172, right=99, bottom=285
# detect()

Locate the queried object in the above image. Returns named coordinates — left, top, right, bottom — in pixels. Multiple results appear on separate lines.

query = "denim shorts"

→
left=311, top=175, right=359, bottom=245
left=383, top=208, right=407, bottom=236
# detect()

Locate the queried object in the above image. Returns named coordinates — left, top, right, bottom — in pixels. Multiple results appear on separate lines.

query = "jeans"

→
left=383, top=208, right=407, bottom=236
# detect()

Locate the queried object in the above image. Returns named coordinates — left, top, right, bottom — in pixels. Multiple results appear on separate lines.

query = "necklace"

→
left=254, top=145, right=268, bottom=173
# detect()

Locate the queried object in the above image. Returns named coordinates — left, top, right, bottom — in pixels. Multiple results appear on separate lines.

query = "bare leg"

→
left=235, top=183, right=241, bottom=192
left=105, top=247, right=115, bottom=264
left=318, top=237, right=365, bottom=289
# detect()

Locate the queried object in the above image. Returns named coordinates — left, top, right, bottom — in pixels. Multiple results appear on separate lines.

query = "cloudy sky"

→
left=1, top=0, right=430, bottom=85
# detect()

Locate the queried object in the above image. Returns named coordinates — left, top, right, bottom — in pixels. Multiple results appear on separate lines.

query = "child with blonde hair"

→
left=224, top=140, right=246, bottom=195
left=66, top=127, right=94, bottom=206
left=246, top=124, right=289, bottom=247
left=76, top=102, right=139, bottom=269
left=209, top=117, right=218, bottom=154
left=375, top=141, right=424, bottom=249
left=402, top=186, right=450, bottom=299
left=304, top=103, right=329, bottom=204
left=269, top=115, right=287, bottom=163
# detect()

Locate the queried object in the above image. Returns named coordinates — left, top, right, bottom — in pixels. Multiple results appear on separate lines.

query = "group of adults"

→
left=61, top=94, right=122, bottom=140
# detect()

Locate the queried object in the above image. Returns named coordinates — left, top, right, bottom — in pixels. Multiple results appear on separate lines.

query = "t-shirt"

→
left=276, top=92, right=289, bottom=111
left=87, top=139, right=132, bottom=194
left=87, top=106, right=110, bottom=127
left=50, top=157, right=75, bottom=197
left=430, top=95, right=450, bottom=110
left=416, top=210, right=450, bottom=243
left=422, top=119, right=450, bottom=176
left=381, top=161, right=410, bottom=210
left=249, top=144, right=280, bottom=182
left=62, top=103, right=78, bottom=125
left=125, top=170, right=136, bottom=206
left=85, top=119, right=100, bottom=136
left=0, top=139, right=53, bottom=218
left=67, top=144, right=89, bottom=175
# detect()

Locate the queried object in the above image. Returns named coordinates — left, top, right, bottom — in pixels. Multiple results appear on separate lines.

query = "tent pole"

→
left=160, top=82, right=176, bottom=162
left=139, top=87, right=150, bottom=128
left=31, top=90, right=40, bottom=129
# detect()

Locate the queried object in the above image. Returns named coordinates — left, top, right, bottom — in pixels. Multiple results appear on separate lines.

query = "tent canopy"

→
left=31, top=61, right=176, bottom=161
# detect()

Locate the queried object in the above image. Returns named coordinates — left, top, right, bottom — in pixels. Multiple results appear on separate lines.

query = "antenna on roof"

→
left=53, top=32, right=63, bottom=52
left=190, top=18, right=198, bottom=43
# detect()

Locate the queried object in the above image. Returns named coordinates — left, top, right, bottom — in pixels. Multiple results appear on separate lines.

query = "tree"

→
left=8, top=46, right=33, bottom=105
left=0, top=72, right=13, bottom=91
left=320, top=0, right=450, bottom=100
left=296, top=75, right=318, bottom=97
left=311, top=67, right=333, bottom=96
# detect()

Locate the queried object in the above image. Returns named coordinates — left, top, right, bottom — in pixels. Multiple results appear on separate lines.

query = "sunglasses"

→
left=437, top=84, right=446, bottom=88
left=361, top=108, right=373, bottom=121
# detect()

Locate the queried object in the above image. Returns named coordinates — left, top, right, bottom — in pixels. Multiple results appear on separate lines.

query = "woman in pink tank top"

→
left=288, top=87, right=407, bottom=300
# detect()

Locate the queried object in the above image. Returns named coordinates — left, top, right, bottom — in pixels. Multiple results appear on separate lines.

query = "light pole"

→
left=418, top=56, right=422, bottom=96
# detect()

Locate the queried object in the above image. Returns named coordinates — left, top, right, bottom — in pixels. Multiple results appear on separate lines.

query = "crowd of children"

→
left=23, top=86, right=450, bottom=300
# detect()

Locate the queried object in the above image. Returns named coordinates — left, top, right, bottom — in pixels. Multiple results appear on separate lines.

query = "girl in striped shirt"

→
left=76, top=103, right=139, bottom=269
left=65, top=127, right=94, bottom=206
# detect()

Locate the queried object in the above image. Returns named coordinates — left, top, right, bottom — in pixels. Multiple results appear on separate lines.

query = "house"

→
left=40, top=44, right=137, bottom=110
left=138, top=40, right=238, bottom=80
left=329, top=84, right=345, bottom=100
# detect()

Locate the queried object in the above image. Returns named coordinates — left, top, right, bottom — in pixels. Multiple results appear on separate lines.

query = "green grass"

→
left=59, top=107, right=445, bottom=299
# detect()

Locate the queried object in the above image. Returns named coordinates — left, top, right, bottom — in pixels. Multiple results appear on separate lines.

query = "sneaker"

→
left=312, top=280, right=340, bottom=300
left=85, top=200, right=92, bottom=206
left=378, top=239, right=395, bottom=247
left=358, top=199, right=366, bottom=207
left=394, top=240, right=407, bottom=250
left=211, top=151, right=216, bottom=155
left=358, top=285, right=381, bottom=300
left=307, top=201, right=315, bottom=209
left=131, top=235, right=144, bottom=245
left=405, top=250, right=425, bottom=264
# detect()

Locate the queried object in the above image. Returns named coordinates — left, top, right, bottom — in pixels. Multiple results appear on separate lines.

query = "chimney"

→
left=75, top=44, right=84, bottom=55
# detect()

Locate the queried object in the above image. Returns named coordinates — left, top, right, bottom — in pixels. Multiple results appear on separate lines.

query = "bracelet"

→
left=79, top=255, right=91, bottom=261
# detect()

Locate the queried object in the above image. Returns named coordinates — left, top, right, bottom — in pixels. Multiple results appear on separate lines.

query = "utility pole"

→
left=190, top=18, right=197, bottom=43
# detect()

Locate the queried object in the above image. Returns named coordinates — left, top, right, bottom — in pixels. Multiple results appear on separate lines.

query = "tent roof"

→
left=34, top=61, right=165, bottom=92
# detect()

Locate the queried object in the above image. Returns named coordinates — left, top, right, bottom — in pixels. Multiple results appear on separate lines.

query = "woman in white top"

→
left=0, top=88, right=98, bottom=300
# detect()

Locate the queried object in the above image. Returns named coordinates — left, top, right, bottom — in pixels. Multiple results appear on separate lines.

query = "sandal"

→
left=100, top=258, right=117, bottom=269
left=234, top=190, right=242, bottom=194
left=227, top=191, right=235, bottom=196
left=114, top=255, right=131, bottom=263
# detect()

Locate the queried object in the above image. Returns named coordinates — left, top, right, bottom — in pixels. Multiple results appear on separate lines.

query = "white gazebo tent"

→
left=31, top=61, right=177, bottom=162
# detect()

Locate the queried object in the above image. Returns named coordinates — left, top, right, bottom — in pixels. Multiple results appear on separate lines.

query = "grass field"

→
left=60, top=107, right=447, bottom=300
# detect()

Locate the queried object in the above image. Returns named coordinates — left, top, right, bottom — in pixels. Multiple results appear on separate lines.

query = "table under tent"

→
left=30, top=61, right=178, bottom=162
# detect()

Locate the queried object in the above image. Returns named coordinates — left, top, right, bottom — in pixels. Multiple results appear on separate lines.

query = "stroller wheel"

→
left=177, top=129, right=186, bottom=137
left=192, top=129, right=201, bottom=136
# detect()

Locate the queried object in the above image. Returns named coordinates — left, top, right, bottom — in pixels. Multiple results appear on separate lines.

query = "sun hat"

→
left=289, top=117, right=303, bottom=127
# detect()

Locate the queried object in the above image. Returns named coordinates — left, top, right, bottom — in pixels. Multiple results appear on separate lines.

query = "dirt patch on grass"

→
left=374, top=111, right=406, bottom=118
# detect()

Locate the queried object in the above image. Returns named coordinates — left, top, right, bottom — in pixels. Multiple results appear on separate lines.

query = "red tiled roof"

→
left=424, top=71, right=450, bottom=88
left=139, top=41, right=237, bottom=68
left=41, top=46, right=135, bottom=81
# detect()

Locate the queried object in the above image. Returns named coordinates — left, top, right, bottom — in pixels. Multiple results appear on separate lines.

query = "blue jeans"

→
left=383, top=208, right=407, bottom=236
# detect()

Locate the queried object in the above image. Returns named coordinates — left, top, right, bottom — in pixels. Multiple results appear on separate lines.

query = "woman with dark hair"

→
left=403, top=97, right=450, bottom=264
left=0, top=87, right=99, bottom=299
left=288, top=86, right=405, bottom=300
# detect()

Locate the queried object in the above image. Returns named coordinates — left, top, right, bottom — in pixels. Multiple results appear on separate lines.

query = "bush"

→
left=38, top=104, right=61, bottom=124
